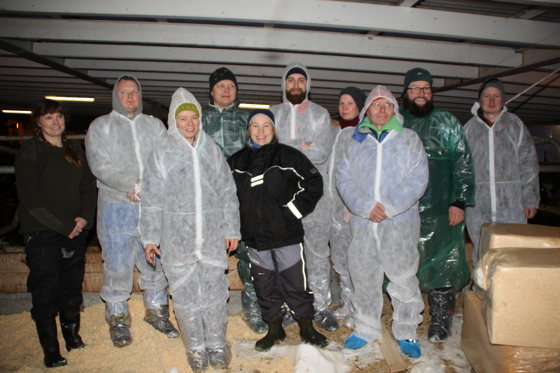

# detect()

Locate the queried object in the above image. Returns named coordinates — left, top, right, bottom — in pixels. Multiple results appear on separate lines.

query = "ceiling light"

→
left=239, top=103, right=270, bottom=110
left=2, top=110, right=32, bottom=114
left=45, top=96, right=95, bottom=102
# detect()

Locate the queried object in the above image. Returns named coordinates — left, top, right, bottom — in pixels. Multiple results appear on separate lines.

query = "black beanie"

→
left=286, top=67, right=308, bottom=80
left=478, top=78, right=505, bottom=99
left=339, top=86, right=367, bottom=112
left=209, top=67, right=238, bottom=96
left=247, top=109, right=275, bottom=127
left=402, top=68, right=433, bottom=97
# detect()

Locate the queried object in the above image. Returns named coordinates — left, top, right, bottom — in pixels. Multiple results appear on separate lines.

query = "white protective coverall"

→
left=269, top=62, right=335, bottom=315
left=336, top=86, right=429, bottom=341
left=464, top=103, right=540, bottom=264
left=140, top=88, right=241, bottom=351
left=85, top=75, right=168, bottom=315
left=328, top=126, right=355, bottom=320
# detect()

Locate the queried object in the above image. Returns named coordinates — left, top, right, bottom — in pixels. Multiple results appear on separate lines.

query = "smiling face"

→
left=37, top=111, right=65, bottom=146
left=285, top=73, right=307, bottom=105
left=367, top=98, right=395, bottom=130
left=339, top=94, right=360, bottom=121
left=211, top=79, right=237, bottom=109
left=117, top=79, right=141, bottom=117
left=480, top=86, right=504, bottom=121
left=406, top=80, right=433, bottom=107
left=249, top=114, right=276, bottom=146
left=176, top=110, right=200, bottom=142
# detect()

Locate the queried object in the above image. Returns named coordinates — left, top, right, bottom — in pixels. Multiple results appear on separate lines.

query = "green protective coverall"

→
left=400, top=106, right=476, bottom=289
left=201, top=98, right=249, bottom=159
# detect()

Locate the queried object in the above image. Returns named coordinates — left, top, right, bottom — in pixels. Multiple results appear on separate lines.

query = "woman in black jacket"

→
left=227, top=109, right=328, bottom=351
left=15, top=99, right=97, bottom=368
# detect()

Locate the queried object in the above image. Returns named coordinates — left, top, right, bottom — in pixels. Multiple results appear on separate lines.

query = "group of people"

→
left=15, top=61, right=539, bottom=371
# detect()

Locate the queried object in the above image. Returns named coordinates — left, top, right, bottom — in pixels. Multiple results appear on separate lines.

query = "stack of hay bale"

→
left=462, top=223, right=560, bottom=372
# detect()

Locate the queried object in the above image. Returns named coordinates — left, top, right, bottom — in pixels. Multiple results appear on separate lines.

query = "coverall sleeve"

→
left=216, top=150, right=242, bottom=240
left=517, top=120, right=540, bottom=208
left=85, top=118, right=138, bottom=194
left=381, top=136, right=429, bottom=219
left=75, top=144, right=97, bottom=230
left=335, top=145, right=377, bottom=219
left=283, top=150, right=324, bottom=221
left=449, top=116, right=476, bottom=206
left=15, top=141, right=76, bottom=236
left=302, top=110, right=334, bottom=166
left=139, top=150, right=165, bottom=247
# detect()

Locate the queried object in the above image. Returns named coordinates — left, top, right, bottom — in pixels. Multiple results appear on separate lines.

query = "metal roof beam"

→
left=31, top=42, right=479, bottom=79
left=1, top=0, right=559, bottom=47
left=0, top=18, right=523, bottom=67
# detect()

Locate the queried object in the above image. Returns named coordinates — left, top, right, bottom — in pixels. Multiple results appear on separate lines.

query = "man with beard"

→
left=400, top=68, right=475, bottom=343
left=269, top=62, right=338, bottom=332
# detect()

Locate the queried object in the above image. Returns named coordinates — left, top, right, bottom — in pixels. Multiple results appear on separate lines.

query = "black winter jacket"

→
left=227, top=140, right=323, bottom=251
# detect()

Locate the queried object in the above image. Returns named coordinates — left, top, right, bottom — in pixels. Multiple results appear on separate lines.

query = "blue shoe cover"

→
left=345, top=335, right=367, bottom=349
left=398, top=339, right=421, bottom=358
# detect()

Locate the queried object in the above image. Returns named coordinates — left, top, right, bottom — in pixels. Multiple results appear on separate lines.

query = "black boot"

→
left=255, top=315, right=286, bottom=351
left=35, top=318, right=68, bottom=368
left=428, top=288, right=456, bottom=343
left=296, top=318, right=329, bottom=348
left=59, top=307, right=86, bottom=352
left=144, top=306, right=180, bottom=338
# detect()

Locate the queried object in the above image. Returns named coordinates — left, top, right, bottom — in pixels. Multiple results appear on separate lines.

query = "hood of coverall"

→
left=470, top=101, right=507, bottom=118
left=281, top=62, right=311, bottom=104
left=168, top=87, right=203, bottom=141
left=112, top=74, right=143, bottom=119
left=359, top=85, right=404, bottom=124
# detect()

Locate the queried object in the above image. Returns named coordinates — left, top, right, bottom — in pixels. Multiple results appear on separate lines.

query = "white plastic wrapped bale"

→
left=475, top=248, right=560, bottom=349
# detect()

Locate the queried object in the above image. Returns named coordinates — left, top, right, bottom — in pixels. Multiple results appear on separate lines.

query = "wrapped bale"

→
left=473, top=249, right=560, bottom=349
left=462, top=291, right=560, bottom=373
left=477, top=223, right=560, bottom=260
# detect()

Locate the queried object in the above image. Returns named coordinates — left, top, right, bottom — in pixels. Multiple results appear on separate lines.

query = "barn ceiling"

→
left=0, top=0, right=559, bottom=126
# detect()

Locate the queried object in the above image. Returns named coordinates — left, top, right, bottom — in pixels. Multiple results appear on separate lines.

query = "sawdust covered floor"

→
left=0, top=293, right=471, bottom=373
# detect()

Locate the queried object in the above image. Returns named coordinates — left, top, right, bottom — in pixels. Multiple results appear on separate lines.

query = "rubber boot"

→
left=144, top=306, right=180, bottom=338
left=186, top=349, right=209, bottom=372
left=59, top=307, right=86, bottom=352
left=35, top=318, right=68, bottom=368
left=106, top=302, right=133, bottom=348
left=238, top=254, right=267, bottom=334
left=428, top=288, right=456, bottom=343
left=255, top=315, right=287, bottom=351
left=296, top=318, right=329, bottom=348
left=314, top=309, right=339, bottom=332
left=208, top=345, right=232, bottom=369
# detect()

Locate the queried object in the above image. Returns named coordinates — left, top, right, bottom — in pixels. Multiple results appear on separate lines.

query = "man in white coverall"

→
left=336, top=85, right=428, bottom=358
left=464, top=78, right=539, bottom=265
left=85, top=75, right=179, bottom=348
left=269, top=62, right=337, bottom=332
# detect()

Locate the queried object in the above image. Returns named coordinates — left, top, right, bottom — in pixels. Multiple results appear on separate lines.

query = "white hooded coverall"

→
left=269, top=62, right=335, bottom=312
left=464, top=103, right=540, bottom=264
left=85, top=75, right=168, bottom=312
left=336, top=86, right=429, bottom=341
left=139, top=88, right=241, bottom=351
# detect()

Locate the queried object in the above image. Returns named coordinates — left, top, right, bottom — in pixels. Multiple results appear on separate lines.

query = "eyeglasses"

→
left=371, top=102, right=393, bottom=109
left=407, top=87, right=432, bottom=94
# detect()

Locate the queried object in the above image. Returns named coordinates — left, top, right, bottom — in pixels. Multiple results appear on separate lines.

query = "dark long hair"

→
left=31, top=99, right=82, bottom=166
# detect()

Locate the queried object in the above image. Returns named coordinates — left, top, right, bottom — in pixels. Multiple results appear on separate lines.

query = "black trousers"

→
left=25, top=230, right=87, bottom=320
left=248, top=244, right=315, bottom=322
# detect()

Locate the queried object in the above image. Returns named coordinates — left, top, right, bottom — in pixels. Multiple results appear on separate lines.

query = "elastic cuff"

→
left=450, top=200, right=465, bottom=210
